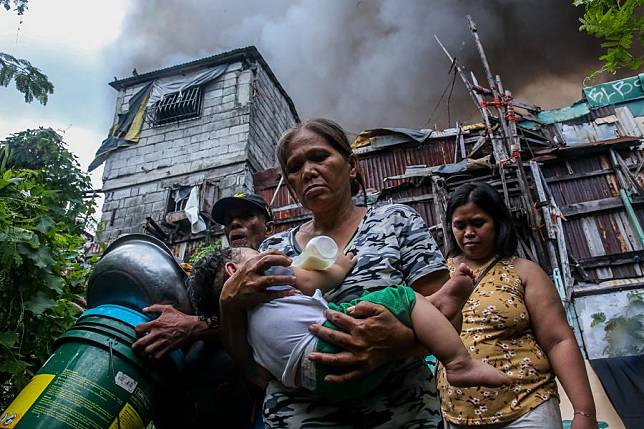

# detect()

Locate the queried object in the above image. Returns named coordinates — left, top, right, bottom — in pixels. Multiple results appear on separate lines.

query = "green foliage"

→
left=0, top=128, right=96, bottom=408
left=0, top=0, right=28, bottom=15
left=591, top=291, right=644, bottom=357
left=188, top=240, right=222, bottom=265
left=590, top=311, right=606, bottom=327
left=574, top=0, right=644, bottom=73
left=1, top=0, right=54, bottom=105
left=0, top=52, right=54, bottom=105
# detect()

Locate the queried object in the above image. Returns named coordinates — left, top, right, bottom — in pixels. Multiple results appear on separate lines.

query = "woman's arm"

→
left=308, top=270, right=470, bottom=383
left=308, top=301, right=420, bottom=382
left=219, top=251, right=296, bottom=389
left=520, top=259, right=596, bottom=429
left=412, top=269, right=472, bottom=322
left=309, top=206, right=464, bottom=382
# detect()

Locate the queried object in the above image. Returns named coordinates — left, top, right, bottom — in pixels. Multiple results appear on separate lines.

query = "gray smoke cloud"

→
left=110, top=0, right=624, bottom=132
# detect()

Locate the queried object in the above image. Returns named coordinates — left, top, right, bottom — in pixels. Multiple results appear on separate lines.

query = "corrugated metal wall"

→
left=540, top=148, right=644, bottom=281
left=255, top=136, right=644, bottom=285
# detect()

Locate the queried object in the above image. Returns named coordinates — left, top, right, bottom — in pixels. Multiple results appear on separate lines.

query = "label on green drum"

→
left=114, top=372, right=138, bottom=394
left=33, top=369, right=129, bottom=428
left=2, top=367, right=150, bottom=429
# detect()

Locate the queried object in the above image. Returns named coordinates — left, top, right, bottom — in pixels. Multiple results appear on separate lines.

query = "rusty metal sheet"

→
left=360, top=140, right=455, bottom=187
left=254, top=130, right=642, bottom=286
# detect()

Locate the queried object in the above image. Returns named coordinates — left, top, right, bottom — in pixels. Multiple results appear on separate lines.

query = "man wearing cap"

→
left=212, top=192, right=275, bottom=250
left=132, top=192, right=274, bottom=428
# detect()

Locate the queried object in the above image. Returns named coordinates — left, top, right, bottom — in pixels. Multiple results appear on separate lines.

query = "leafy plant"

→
left=591, top=291, right=644, bottom=357
left=0, top=53, right=54, bottom=105
left=590, top=311, right=606, bottom=327
left=0, top=128, right=96, bottom=408
left=0, top=0, right=28, bottom=15
left=0, top=0, right=54, bottom=105
left=188, top=240, right=222, bottom=265
left=574, top=0, right=644, bottom=74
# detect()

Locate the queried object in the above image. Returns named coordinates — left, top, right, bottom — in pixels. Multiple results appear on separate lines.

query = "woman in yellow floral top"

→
left=437, top=183, right=596, bottom=429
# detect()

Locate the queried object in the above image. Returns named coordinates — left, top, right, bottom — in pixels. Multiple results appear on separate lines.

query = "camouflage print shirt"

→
left=258, top=204, right=448, bottom=429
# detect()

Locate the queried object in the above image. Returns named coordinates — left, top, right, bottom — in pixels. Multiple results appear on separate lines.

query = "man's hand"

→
left=133, top=304, right=206, bottom=359
left=307, top=301, right=418, bottom=383
left=219, top=250, right=295, bottom=311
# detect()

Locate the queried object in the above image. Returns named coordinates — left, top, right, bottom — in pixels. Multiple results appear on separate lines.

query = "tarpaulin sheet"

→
left=353, top=128, right=433, bottom=149
left=88, top=81, right=153, bottom=171
left=590, top=355, right=644, bottom=429
left=88, top=64, right=228, bottom=171
left=536, top=101, right=590, bottom=124
left=146, top=64, right=227, bottom=108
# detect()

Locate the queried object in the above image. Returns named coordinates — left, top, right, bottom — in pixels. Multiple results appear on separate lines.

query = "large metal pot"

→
left=87, top=234, right=193, bottom=314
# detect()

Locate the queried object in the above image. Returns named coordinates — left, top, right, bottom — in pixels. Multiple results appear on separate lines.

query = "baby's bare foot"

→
left=445, top=356, right=512, bottom=388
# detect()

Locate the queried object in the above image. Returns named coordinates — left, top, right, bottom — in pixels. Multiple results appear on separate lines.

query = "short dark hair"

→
left=445, top=182, right=518, bottom=258
left=276, top=118, right=367, bottom=205
left=189, top=248, right=243, bottom=317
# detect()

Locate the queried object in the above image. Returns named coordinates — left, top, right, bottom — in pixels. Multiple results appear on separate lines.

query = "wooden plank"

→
left=165, top=211, right=187, bottom=224
left=530, top=161, right=556, bottom=240
left=538, top=167, right=575, bottom=292
left=390, top=193, right=436, bottom=205
left=561, top=196, right=644, bottom=217
left=577, top=250, right=644, bottom=269
left=545, top=168, right=614, bottom=184
left=573, top=279, right=644, bottom=297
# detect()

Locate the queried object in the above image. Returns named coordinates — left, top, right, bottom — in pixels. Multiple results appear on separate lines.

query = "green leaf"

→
left=45, top=275, right=64, bottom=293
left=35, top=215, right=55, bottom=234
left=0, top=332, right=17, bottom=348
left=26, top=291, right=56, bottom=315
left=627, top=291, right=644, bottom=305
left=23, top=246, right=54, bottom=269
left=0, top=357, right=28, bottom=374
left=591, top=312, right=606, bottom=327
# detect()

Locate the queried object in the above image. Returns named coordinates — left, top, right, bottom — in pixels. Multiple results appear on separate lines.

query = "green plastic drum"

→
left=0, top=305, right=181, bottom=429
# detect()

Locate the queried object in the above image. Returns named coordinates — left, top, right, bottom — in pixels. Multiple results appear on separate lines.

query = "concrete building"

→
left=91, top=47, right=298, bottom=258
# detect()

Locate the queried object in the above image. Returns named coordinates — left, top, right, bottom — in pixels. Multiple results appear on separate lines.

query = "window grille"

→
left=155, top=86, right=203, bottom=125
left=164, top=180, right=219, bottom=225
left=167, top=186, right=192, bottom=213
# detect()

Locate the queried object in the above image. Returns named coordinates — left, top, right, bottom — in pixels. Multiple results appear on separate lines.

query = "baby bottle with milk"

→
left=292, top=235, right=338, bottom=270
left=265, top=236, right=338, bottom=291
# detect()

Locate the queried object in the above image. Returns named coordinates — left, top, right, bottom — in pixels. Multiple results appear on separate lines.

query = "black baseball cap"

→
left=211, top=192, right=273, bottom=224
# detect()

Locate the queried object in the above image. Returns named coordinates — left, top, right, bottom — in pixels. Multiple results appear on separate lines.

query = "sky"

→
left=0, top=0, right=626, bottom=193
left=0, top=0, right=130, bottom=189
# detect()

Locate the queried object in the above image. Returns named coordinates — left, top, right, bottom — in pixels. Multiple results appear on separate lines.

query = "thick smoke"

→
left=111, top=0, right=624, bottom=132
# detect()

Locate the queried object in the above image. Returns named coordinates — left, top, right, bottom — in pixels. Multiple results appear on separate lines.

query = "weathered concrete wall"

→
left=100, top=62, right=250, bottom=241
left=99, top=58, right=298, bottom=244
left=247, top=64, right=298, bottom=172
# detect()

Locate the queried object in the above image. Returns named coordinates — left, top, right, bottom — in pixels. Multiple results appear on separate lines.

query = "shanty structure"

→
left=91, top=47, right=298, bottom=258
left=254, top=20, right=643, bottom=428
left=91, top=23, right=642, bottom=428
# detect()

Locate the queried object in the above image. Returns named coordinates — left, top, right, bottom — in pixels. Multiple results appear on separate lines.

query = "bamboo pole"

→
left=433, top=34, right=510, bottom=206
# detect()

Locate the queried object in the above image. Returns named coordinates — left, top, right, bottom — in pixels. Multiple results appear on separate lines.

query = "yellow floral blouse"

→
left=436, top=257, right=558, bottom=425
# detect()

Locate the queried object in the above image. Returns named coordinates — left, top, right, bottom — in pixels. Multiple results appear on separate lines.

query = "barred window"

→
left=155, top=86, right=203, bottom=125
left=164, top=180, right=220, bottom=225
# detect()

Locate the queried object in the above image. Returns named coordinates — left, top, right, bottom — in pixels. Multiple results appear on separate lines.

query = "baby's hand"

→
left=455, top=263, right=475, bottom=281
left=335, top=252, right=357, bottom=275
left=438, top=263, right=475, bottom=304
